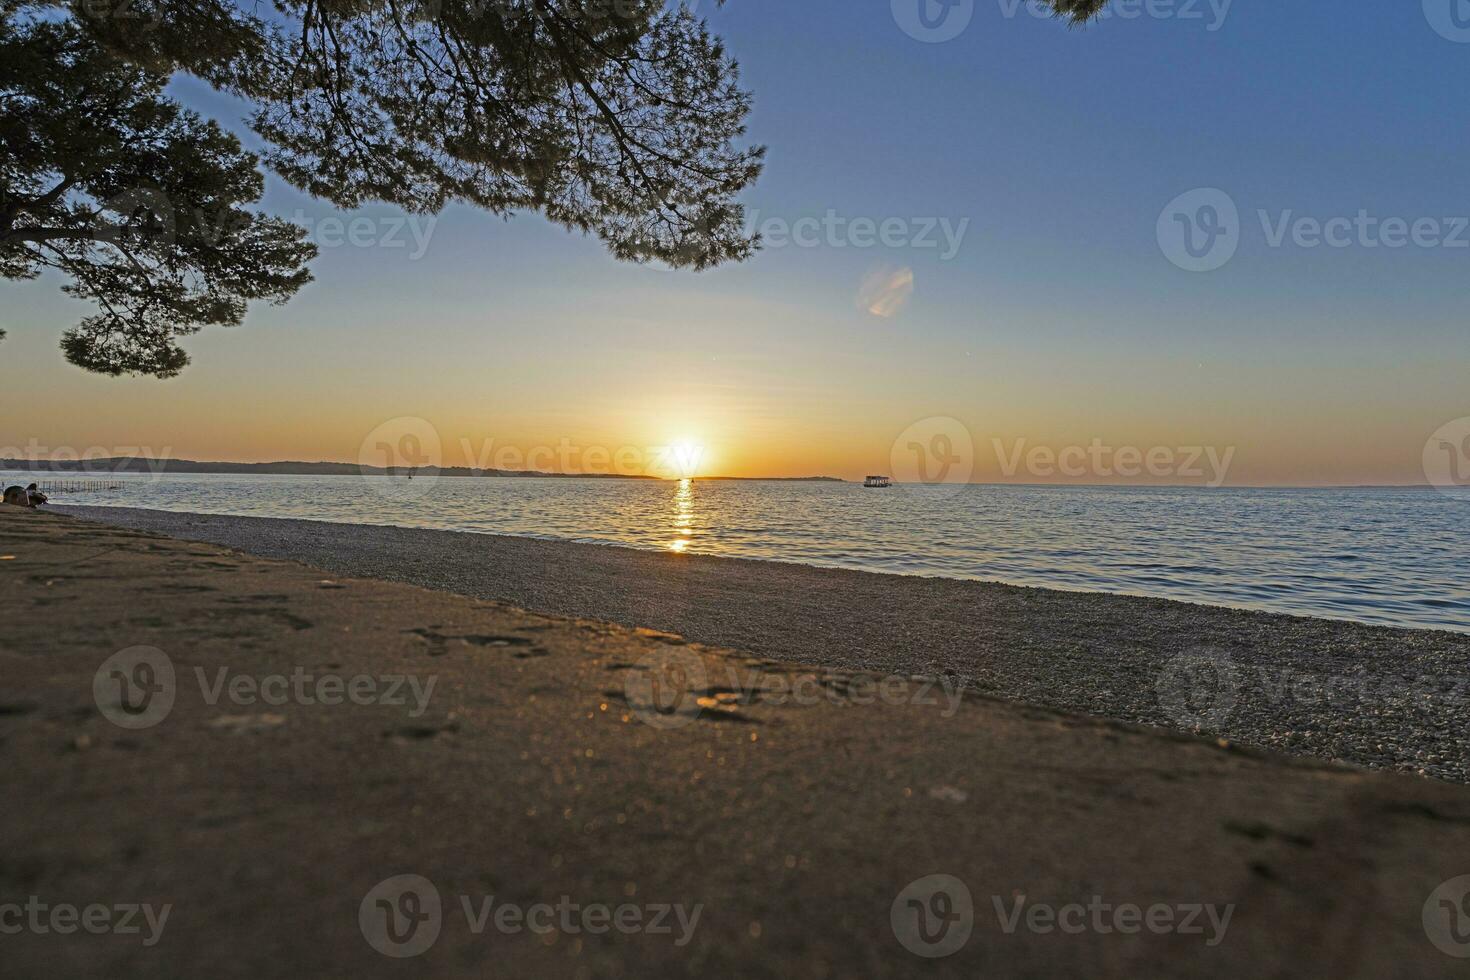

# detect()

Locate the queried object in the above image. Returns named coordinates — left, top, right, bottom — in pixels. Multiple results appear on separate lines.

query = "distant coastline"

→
left=0, top=457, right=844, bottom=482
left=3, top=460, right=1445, bottom=490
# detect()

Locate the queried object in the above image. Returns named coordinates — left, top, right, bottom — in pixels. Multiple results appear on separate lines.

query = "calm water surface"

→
left=9, top=471, right=1467, bottom=633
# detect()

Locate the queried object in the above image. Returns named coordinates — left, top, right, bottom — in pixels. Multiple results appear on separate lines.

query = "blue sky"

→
left=4, top=1, right=1468, bottom=483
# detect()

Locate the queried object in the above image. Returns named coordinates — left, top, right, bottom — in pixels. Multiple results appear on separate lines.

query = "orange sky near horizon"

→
left=2, top=194, right=1465, bottom=489
left=1, top=290, right=1460, bottom=487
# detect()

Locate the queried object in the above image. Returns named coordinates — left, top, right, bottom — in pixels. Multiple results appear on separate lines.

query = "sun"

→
left=664, top=440, right=705, bottom=479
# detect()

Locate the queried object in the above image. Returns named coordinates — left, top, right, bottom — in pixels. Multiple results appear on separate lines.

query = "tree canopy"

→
left=1, top=0, right=1105, bottom=377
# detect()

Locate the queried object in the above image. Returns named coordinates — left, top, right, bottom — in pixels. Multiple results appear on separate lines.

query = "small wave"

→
left=50, top=479, right=1470, bottom=633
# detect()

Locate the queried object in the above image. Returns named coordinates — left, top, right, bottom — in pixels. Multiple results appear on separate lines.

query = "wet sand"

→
left=57, top=505, right=1470, bottom=783
left=4, top=506, right=1470, bottom=977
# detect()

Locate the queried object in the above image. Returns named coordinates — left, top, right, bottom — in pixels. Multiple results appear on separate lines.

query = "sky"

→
left=4, top=1, right=1469, bottom=484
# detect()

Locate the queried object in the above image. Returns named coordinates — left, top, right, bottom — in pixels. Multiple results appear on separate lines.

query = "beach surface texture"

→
left=5, top=506, right=1470, bottom=976
left=57, top=504, right=1470, bottom=783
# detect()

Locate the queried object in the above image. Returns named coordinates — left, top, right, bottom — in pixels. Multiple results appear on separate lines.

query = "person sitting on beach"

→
left=3, top=485, right=33, bottom=507
left=26, top=484, right=48, bottom=506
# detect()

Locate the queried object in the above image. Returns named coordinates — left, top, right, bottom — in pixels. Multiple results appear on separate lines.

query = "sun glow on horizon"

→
left=663, top=440, right=706, bottom=479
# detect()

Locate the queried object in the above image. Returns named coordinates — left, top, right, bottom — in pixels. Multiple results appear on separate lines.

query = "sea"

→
left=6, top=471, right=1467, bottom=633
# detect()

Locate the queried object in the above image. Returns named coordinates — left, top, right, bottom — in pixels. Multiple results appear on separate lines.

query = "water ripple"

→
left=17, top=471, right=1469, bottom=633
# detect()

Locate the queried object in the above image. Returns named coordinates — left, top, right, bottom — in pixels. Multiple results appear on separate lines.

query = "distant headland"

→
left=0, top=458, right=844, bottom=482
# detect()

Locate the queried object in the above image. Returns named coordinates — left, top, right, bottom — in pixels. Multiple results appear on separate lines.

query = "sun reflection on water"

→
left=667, top=478, right=695, bottom=553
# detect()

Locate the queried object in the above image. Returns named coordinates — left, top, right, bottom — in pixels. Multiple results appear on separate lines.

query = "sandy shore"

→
left=6, top=506, right=1470, bottom=977
left=57, top=505, right=1470, bottom=783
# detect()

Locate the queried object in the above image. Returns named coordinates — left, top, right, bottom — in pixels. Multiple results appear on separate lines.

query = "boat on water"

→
left=863, top=475, right=892, bottom=488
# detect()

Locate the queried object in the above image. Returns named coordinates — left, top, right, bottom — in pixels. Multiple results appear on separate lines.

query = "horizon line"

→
left=0, top=456, right=1452, bottom=491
